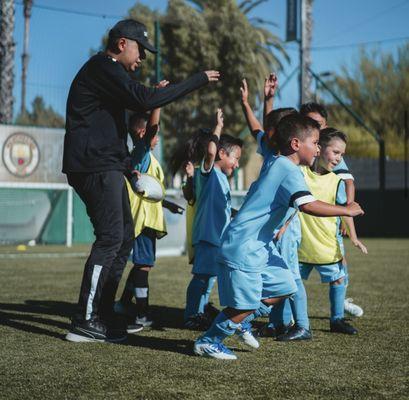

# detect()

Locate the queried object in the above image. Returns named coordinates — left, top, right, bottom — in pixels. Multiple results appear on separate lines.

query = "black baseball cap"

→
left=109, top=19, right=157, bottom=53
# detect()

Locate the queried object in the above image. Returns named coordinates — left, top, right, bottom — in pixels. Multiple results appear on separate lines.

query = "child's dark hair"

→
left=170, top=131, right=243, bottom=175
left=319, top=127, right=347, bottom=148
left=276, top=113, right=320, bottom=151
left=216, top=134, right=243, bottom=160
left=129, top=112, right=150, bottom=130
left=170, top=128, right=212, bottom=175
left=300, top=102, right=328, bottom=120
left=264, top=107, right=297, bottom=132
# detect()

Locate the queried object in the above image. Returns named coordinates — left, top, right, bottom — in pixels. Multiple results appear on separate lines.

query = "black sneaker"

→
left=65, top=315, right=107, bottom=343
left=257, top=322, right=293, bottom=338
left=330, top=318, right=358, bottom=335
left=276, top=325, right=312, bottom=341
left=103, top=314, right=135, bottom=342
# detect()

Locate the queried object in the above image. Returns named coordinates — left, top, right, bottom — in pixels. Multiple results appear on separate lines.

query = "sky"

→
left=10, top=0, right=409, bottom=118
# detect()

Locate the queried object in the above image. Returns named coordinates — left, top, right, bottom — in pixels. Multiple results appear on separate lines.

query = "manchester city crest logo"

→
left=2, top=132, right=40, bottom=177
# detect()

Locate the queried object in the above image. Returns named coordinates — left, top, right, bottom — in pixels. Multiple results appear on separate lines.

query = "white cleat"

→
left=237, top=323, right=260, bottom=349
left=344, top=298, right=364, bottom=317
left=193, top=341, right=237, bottom=360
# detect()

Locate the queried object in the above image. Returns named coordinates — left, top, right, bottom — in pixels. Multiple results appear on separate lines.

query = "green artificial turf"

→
left=0, top=239, right=408, bottom=399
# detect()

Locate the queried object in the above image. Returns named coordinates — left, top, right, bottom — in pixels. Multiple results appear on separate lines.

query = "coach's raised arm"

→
left=62, top=19, right=219, bottom=344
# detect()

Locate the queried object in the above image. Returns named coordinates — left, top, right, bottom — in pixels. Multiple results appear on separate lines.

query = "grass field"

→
left=1, top=239, right=408, bottom=400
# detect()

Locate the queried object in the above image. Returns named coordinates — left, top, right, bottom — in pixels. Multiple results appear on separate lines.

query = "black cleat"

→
left=66, top=315, right=107, bottom=343
left=184, top=313, right=212, bottom=331
left=330, top=318, right=358, bottom=335
left=276, top=325, right=312, bottom=341
left=204, top=302, right=220, bottom=322
left=257, top=322, right=293, bottom=338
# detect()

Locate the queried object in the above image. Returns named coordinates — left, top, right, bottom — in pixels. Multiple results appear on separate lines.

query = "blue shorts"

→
left=132, top=228, right=157, bottom=266
left=300, top=261, right=345, bottom=283
left=274, top=216, right=301, bottom=280
left=218, top=262, right=297, bottom=310
left=192, top=241, right=220, bottom=276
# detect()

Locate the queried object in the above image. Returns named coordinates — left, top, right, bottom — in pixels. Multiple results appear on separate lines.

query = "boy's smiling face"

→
left=217, top=146, right=241, bottom=177
left=296, top=129, right=320, bottom=166
left=319, top=137, right=346, bottom=171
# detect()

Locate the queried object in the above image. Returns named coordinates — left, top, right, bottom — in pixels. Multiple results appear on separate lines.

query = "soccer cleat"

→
left=193, top=341, right=237, bottom=360
left=276, top=325, right=312, bottom=341
left=330, top=318, right=358, bottom=335
left=113, top=301, right=135, bottom=317
left=257, top=322, right=293, bottom=338
left=65, top=315, right=107, bottom=343
left=344, top=298, right=364, bottom=317
left=184, top=314, right=212, bottom=331
left=204, top=302, right=220, bottom=322
left=135, top=315, right=153, bottom=328
left=236, top=322, right=260, bottom=349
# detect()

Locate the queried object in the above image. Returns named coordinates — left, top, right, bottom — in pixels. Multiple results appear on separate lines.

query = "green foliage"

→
left=327, top=42, right=409, bottom=160
left=122, top=0, right=288, bottom=168
left=15, top=96, right=65, bottom=128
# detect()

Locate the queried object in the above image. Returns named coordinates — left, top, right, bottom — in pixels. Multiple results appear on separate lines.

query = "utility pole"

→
left=299, top=0, right=313, bottom=107
left=21, top=0, right=33, bottom=116
left=0, top=0, right=16, bottom=124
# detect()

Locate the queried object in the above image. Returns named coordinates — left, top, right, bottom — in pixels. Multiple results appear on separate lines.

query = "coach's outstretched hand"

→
left=346, top=202, right=364, bottom=217
left=205, top=71, right=220, bottom=82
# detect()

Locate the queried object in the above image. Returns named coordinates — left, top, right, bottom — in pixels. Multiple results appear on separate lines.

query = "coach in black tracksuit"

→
left=63, top=19, right=220, bottom=342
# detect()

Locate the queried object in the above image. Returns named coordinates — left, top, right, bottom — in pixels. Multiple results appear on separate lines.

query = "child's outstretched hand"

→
left=240, top=79, right=249, bottom=105
left=156, top=79, right=170, bottom=88
left=185, top=161, right=194, bottom=178
left=352, top=239, right=368, bottom=254
left=264, top=73, right=278, bottom=99
left=216, top=108, right=224, bottom=129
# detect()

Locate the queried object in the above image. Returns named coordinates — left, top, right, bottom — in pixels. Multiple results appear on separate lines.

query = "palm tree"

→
left=0, top=0, right=16, bottom=124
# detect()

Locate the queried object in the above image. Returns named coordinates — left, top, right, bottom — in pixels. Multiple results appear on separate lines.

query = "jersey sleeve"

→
left=336, top=180, right=347, bottom=205
left=200, top=158, right=214, bottom=175
left=281, top=166, right=315, bottom=209
left=333, top=158, right=354, bottom=181
left=256, top=130, right=269, bottom=158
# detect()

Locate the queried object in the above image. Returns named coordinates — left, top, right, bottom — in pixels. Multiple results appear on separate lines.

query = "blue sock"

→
left=282, top=298, right=293, bottom=326
left=329, top=282, right=346, bottom=321
left=184, top=274, right=212, bottom=320
left=198, top=275, right=217, bottom=313
left=242, top=302, right=271, bottom=326
left=198, top=311, right=240, bottom=344
left=290, top=279, right=310, bottom=330
left=268, top=300, right=286, bottom=328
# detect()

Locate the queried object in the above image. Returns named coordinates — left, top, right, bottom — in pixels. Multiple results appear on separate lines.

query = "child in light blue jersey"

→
left=183, top=109, right=244, bottom=330
left=240, top=77, right=301, bottom=337
left=194, top=114, right=364, bottom=360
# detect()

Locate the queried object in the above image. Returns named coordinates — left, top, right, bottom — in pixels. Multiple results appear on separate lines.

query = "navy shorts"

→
left=132, top=228, right=157, bottom=266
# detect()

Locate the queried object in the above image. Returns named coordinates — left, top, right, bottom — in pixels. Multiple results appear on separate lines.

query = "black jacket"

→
left=63, top=53, right=208, bottom=173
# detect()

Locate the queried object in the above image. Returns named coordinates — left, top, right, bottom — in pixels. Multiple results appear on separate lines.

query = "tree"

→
left=15, top=96, right=65, bottom=128
left=324, top=42, right=409, bottom=159
left=0, top=0, right=16, bottom=124
left=122, top=0, right=288, bottom=167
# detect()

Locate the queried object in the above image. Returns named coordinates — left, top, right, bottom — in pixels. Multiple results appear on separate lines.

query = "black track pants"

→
left=67, top=170, right=134, bottom=320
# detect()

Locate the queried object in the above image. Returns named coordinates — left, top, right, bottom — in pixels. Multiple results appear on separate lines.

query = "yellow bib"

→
left=298, top=166, right=342, bottom=264
left=125, top=153, right=167, bottom=239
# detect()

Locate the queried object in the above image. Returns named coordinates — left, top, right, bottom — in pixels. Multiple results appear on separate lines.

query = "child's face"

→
left=307, top=112, right=327, bottom=129
left=318, top=138, right=346, bottom=171
left=131, top=120, right=147, bottom=140
left=297, top=129, right=320, bottom=166
left=217, top=146, right=242, bottom=177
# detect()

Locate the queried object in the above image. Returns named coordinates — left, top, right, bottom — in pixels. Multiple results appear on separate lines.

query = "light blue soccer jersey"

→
left=333, top=158, right=354, bottom=181
left=218, top=155, right=315, bottom=273
left=192, top=162, right=231, bottom=247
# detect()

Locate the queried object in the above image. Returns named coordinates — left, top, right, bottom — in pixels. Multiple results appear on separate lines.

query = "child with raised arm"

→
left=193, top=113, right=364, bottom=360
left=115, top=88, right=183, bottom=328
left=183, top=111, right=247, bottom=334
